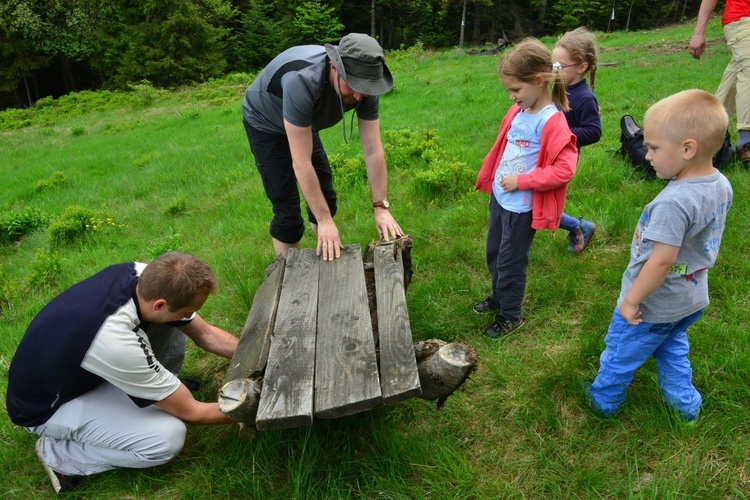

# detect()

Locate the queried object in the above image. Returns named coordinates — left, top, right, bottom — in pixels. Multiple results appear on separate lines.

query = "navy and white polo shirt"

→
left=6, top=262, right=184, bottom=427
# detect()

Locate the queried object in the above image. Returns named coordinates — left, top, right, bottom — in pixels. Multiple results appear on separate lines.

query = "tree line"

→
left=0, top=0, right=708, bottom=110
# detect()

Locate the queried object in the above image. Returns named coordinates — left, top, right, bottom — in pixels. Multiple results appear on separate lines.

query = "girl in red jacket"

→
left=474, top=38, right=578, bottom=337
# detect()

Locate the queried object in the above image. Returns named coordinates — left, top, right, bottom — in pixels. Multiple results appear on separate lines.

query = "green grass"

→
left=3, top=19, right=750, bottom=497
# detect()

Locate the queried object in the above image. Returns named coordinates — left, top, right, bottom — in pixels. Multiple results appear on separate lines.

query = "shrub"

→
left=129, top=80, right=165, bottom=108
left=48, top=206, right=96, bottom=244
left=35, top=171, right=68, bottom=192
left=414, top=158, right=472, bottom=199
left=383, top=128, right=441, bottom=170
left=0, top=208, right=49, bottom=244
left=164, top=196, right=189, bottom=217
left=0, top=108, right=33, bottom=131
left=28, top=249, right=63, bottom=288
left=330, top=154, right=367, bottom=186
left=71, top=126, right=85, bottom=136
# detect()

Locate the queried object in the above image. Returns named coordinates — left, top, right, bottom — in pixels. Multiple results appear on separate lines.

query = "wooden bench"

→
left=222, top=239, right=421, bottom=431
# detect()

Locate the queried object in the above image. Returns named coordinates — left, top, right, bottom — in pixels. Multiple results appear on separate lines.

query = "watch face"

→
left=383, top=200, right=390, bottom=208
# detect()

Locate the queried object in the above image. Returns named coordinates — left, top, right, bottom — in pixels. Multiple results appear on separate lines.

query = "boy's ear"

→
left=682, top=138, right=698, bottom=160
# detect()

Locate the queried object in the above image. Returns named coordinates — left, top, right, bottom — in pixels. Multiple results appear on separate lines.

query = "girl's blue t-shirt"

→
left=493, top=104, right=558, bottom=212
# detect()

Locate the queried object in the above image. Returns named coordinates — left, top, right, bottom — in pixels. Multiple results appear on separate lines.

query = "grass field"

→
left=2, top=18, right=750, bottom=498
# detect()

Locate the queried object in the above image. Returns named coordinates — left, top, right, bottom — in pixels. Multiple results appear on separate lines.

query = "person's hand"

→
left=316, top=219, right=342, bottom=261
left=688, top=34, right=707, bottom=59
left=374, top=208, right=404, bottom=242
left=500, top=175, right=519, bottom=192
left=619, top=299, right=642, bottom=326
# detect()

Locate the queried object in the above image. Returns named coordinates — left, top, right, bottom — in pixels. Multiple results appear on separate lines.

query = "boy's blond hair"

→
left=499, top=38, right=569, bottom=112
left=556, top=27, right=599, bottom=90
left=644, top=89, right=728, bottom=157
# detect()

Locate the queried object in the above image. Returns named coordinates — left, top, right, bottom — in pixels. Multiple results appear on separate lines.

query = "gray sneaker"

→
left=484, top=318, right=524, bottom=338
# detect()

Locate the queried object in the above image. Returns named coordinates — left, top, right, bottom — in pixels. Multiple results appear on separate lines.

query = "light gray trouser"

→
left=29, top=325, right=187, bottom=476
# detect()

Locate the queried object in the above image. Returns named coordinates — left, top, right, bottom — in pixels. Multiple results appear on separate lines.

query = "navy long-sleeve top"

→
left=564, top=79, right=601, bottom=149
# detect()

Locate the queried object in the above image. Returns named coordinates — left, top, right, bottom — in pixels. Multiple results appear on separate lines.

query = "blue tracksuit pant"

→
left=588, top=308, right=704, bottom=420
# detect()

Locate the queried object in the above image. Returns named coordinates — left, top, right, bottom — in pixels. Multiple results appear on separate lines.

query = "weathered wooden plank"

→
left=255, top=248, right=319, bottom=430
left=374, top=244, right=421, bottom=404
left=224, top=256, right=285, bottom=381
left=314, top=244, right=382, bottom=418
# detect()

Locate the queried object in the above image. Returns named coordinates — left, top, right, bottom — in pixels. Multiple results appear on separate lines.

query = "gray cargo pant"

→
left=29, top=325, right=187, bottom=477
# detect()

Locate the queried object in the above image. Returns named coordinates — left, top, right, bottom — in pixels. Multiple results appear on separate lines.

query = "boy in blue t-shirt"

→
left=587, top=89, right=733, bottom=421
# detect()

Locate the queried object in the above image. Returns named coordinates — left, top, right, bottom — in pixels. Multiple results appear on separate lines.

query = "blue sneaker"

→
left=567, top=218, right=597, bottom=253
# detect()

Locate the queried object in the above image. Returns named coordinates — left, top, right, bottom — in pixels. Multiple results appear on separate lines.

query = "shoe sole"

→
left=581, top=224, right=597, bottom=252
left=36, top=438, right=62, bottom=494
left=576, top=224, right=597, bottom=253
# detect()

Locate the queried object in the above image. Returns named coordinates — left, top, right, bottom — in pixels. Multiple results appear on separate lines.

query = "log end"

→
left=218, top=378, right=262, bottom=424
left=416, top=341, right=478, bottom=408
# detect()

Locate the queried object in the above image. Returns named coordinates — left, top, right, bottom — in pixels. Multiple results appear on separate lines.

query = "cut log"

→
left=218, top=378, right=262, bottom=424
left=415, top=339, right=478, bottom=409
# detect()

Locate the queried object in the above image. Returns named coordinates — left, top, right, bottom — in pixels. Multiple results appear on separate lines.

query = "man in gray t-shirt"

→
left=241, top=33, right=403, bottom=261
left=587, top=89, right=733, bottom=422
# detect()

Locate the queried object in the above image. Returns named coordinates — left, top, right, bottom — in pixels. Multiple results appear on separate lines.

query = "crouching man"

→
left=6, top=251, right=239, bottom=493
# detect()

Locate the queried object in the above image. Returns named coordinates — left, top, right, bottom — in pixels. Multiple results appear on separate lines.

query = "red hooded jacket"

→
left=475, top=104, right=578, bottom=231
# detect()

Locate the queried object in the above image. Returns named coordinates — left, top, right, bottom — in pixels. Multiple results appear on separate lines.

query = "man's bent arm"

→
left=359, top=118, right=404, bottom=241
left=284, top=119, right=341, bottom=259
left=155, top=384, right=235, bottom=424
left=179, top=314, right=238, bottom=359
left=689, top=0, right=719, bottom=59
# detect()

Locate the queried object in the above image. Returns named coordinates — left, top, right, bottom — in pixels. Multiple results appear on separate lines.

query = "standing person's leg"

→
left=588, top=309, right=674, bottom=417
left=484, top=196, right=504, bottom=308
left=653, top=309, right=704, bottom=421
left=493, top=209, right=535, bottom=324
left=30, top=382, right=186, bottom=477
left=720, top=19, right=750, bottom=153
left=244, top=121, right=305, bottom=256
left=726, top=19, right=750, bottom=127
left=146, top=324, right=186, bottom=375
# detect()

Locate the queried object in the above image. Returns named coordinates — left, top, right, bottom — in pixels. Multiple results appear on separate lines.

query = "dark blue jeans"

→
left=485, top=196, right=536, bottom=322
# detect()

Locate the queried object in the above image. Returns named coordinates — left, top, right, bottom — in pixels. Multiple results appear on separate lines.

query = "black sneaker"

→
left=484, top=318, right=524, bottom=338
left=473, top=297, right=499, bottom=314
left=36, top=438, right=85, bottom=494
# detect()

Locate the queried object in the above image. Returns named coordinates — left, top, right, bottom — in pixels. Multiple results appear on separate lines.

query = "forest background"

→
left=0, top=0, right=718, bottom=110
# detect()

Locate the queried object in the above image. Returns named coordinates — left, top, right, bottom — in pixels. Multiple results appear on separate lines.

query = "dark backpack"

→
left=619, top=115, right=651, bottom=175
left=619, top=114, right=735, bottom=175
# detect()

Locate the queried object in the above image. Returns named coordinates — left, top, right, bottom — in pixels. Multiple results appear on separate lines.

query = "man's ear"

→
left=682, top=138, right=698, bottom=160
left=153, top=298, right=169, bottom=312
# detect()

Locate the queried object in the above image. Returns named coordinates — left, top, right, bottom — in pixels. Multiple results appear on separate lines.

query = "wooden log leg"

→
left=415, top=340, right=478, bottom=409
left=238, top=423, right=258, bottom=441
left=218, top=378, right=262, bottom=424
